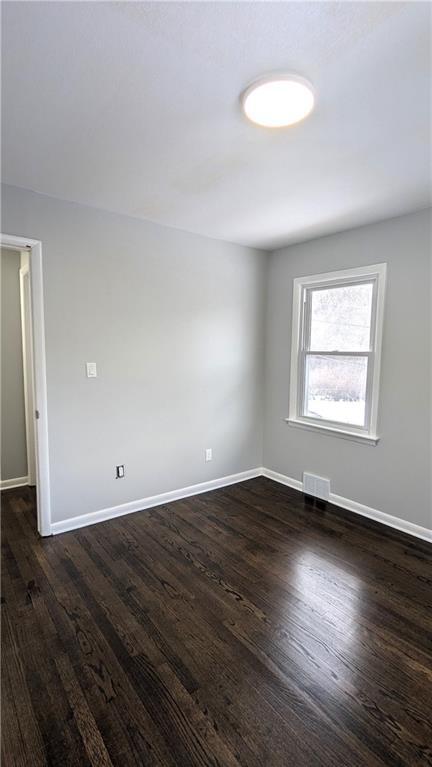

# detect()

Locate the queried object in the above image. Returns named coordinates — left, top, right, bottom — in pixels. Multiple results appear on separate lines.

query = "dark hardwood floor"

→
left=2, top=478, right=432, bottom=767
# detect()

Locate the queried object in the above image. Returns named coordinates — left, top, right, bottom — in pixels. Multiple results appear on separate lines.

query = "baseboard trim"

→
left=49, top=464, right=431, bottom=543
left=261, top=468, right=303, bottom=493
left=0, top=476, right=29, bottom=490
left=51, top=467, right=263, bottom=535
left=262, top=468, right=432, bottom=543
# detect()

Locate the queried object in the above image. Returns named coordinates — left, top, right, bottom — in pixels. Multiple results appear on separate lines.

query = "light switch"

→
left=86, top=362, right=97, bottom=378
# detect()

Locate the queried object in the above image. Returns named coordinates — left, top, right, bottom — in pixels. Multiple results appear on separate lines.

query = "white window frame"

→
left=287, top=263, right=387, bottom=445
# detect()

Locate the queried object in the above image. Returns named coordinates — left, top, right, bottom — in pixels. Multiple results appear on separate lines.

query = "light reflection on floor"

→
left=286, top=548, right=363, bottom=647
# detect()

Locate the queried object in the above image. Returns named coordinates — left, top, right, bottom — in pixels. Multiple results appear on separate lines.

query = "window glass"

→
left=304, top=354, right=368, bottom=426
left=309, top=282, right=374, bottom=352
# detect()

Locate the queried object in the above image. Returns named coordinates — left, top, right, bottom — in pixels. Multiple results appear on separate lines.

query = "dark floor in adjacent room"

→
left=1, top=478, right=431, bottom=767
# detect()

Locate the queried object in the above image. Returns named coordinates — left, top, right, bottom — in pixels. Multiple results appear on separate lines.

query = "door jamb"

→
left=1, top=233, right=51, bottom=536
left=20, top=258, right=37, bottom=486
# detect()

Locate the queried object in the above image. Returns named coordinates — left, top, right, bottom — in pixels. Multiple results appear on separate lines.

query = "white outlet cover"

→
left=205, top=448, right=212, bottom=462
left=86, top=362, right=97, bottom=378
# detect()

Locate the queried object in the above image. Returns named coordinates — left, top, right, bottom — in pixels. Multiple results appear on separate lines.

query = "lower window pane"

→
left=304, top=355, right=368, bottom=427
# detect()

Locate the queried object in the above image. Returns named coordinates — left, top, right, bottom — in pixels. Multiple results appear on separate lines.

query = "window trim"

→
left=287, top=263, right=387, bottom=445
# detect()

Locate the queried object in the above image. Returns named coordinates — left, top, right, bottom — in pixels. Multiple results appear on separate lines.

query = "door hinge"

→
left=35, top=409, right=40, bottom=420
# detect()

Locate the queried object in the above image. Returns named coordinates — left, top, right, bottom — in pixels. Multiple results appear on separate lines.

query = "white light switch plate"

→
left=86, top=362, right=97, bottom=378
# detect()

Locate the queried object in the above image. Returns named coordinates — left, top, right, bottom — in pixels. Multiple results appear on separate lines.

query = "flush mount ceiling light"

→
left=241, top=74, right=315, bottom=128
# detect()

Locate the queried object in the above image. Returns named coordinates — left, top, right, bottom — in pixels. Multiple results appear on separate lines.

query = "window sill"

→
left=285, top=418, right=379, bottom=446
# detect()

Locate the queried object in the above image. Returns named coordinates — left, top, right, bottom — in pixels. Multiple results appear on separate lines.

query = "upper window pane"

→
left=309, top=282, right=374, bottom=351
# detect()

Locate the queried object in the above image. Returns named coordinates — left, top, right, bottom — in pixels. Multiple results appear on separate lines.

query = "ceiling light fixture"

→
left=241, top=74, right=315, bottom=128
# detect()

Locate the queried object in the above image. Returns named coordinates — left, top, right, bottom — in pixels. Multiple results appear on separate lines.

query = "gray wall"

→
left=1, top=185, right=266, bottom=523
left=1, top=247, right=27, bottom=480
left=263, top=209, right=431, bottom=529
left=2, top=184, right=430, bottom=531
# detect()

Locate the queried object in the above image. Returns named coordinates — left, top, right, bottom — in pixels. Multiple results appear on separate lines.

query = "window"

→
left=288, top=264, right=387, bottom=444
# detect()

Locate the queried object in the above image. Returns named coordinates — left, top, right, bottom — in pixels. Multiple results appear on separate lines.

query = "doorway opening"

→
left=0, top=234, right=50, bottom=535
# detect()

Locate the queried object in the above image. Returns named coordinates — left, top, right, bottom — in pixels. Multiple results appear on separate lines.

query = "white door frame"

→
left=20, top=258, right=37, bottom=486
left=1, top=233, right=51, bottom=535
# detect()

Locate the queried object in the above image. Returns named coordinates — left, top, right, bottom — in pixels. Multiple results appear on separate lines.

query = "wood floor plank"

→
left=137, top=510, right=414, bottom=764
left=1, top=481, right=431, bottom=766
left=54, top=653, right=115, bottom=767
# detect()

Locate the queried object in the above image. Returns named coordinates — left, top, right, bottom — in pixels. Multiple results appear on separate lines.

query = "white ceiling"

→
left=2, top=1, right=431, bottom=250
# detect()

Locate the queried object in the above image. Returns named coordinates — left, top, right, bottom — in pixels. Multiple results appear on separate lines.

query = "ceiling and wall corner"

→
left=1, top=1, right=430, bottom=250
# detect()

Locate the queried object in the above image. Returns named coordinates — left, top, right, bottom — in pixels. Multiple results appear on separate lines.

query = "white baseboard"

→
left=261, top=468, right=303, bottom=493
left=49, top=464, right=431, bottom=544
left=51, top=467, right=263, bottom=535
left=0, top=476, right=29, bottom=490
left=262, top=468, right=432, bottom=543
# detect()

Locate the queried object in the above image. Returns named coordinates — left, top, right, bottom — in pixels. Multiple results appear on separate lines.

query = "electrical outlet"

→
left=86, top=362, right=97, bottom=378
left=205, top=448, right=212, bottom=462
left=116, top=464, right=125, bottom=479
